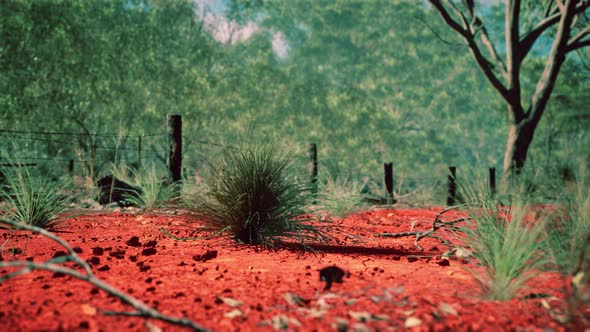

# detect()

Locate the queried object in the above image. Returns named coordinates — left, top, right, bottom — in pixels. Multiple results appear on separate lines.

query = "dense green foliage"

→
left=190, top=145, right=325, bottom=247
left=1, top=0, right=588, bottom=203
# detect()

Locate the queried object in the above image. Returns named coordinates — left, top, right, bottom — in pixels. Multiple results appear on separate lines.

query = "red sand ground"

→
left=0, top=207, right=587, bottom=331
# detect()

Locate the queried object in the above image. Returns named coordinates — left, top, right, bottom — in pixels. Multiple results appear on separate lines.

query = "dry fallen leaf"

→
left=80, top=303, right=97, bottom=316
left=404, top=316, right=422, bottom=328
left=224, top=309, right=243, bottom=319
left=438, top=302, right=458, bottom=316
left=218, top=296, right=243, bottom=307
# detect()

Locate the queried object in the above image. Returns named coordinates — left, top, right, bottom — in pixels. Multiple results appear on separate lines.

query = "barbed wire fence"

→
left=1, top=115, right=501, bottom=206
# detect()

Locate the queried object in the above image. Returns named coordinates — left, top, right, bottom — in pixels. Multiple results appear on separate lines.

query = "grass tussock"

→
left=121, top=163, right=178, bottom=210
left=189, top=145, right=326, bottom=248
left=318, top=175, right=368, bottom=218
left=0, top=166, right=70, bottom=230
left=458, top=178, right=549, bottom=301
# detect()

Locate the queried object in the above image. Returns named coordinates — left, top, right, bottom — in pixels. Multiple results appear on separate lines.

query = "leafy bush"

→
left=0, top=166, right=70, bottom=230
left=319, top=175, right=368, bottom=217
left=191, top=145, right=325, bottom=247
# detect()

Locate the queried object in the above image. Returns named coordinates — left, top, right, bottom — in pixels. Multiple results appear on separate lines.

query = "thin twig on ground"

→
left=376, top=205, right=471, bottom=251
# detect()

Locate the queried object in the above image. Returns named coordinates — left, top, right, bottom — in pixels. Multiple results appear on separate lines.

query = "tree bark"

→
left=502, top=115, right=535, bottom=183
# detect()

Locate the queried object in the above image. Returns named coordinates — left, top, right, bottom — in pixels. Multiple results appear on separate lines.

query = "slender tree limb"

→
left=529, top=0, right=578, bottom=126
left=462, top=0, right=508, bottom=79
left=429, top=0, right=510, bottom=102
left=519, top=1, right=590, bottom=61
left=567, top=25, right=590, bottom=50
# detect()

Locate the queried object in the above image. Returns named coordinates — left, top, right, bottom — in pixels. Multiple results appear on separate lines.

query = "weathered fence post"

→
left=167, top=115, right=182, bottom=190
left=309, top=143, right=318, bottom=202
left=69, top=159, right=74, bottom=178
left=489, top=167, right=496, bottom=196
left=137, top=135, right=142, bottom=170
left=447, top=166, right=457, bottom=206
left=384, top=162, right=395, bottom=205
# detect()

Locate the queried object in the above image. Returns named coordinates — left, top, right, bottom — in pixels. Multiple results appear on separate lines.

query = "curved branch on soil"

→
left=376, top=206, right=470, bottom=251
left=0, top=218, right=209, bottom=332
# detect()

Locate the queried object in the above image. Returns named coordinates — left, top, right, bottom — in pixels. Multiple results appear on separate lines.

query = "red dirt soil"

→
left=0, top=207, right=587, bottom=331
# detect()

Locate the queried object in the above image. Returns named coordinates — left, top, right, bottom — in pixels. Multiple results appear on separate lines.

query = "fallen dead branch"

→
left=0, top=218, right=208, bottom=332
left=376, top=205, right=471, bottom=251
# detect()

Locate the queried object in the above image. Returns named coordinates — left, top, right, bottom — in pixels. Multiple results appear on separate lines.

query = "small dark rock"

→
left=143, top=240, right=157, bottom=248
left=92, top=247, right=104, bottom=256
left=146, top=286, right=156, bottom=292
left=52, top=272, right=66, bottom=278
left=87, top=257, right=100, bottom=265
left=319, top=265, right=350, bottom=291
left=407, top=256, right=419, bottom=263
left=73, top=247, right=83, bottom=254
left=52, top=250, right=68, bottom=258
left=126, top=236, right=141, bottom=247
left=79, top=321, right=90, bottom=329
left=141, top=248, right=157, bottom=256
left=41, top=284, right=51, bottom=290
left=96, top=175, right=143, bottom=207
left=129, top=255, right=137, bottom=262
left=392, top=256, right=401, bottom=261
left=97, top=265, right=110, bottom=271
left=193, top=250, right=218, bottom=262
left=438, top=259, right=450, bottom=267
left=139, top=265, right=151, bottom=272
left=26, top=257, right=34, bottom=262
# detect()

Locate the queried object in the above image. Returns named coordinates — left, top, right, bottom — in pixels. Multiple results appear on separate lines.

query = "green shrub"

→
left=191, top=145, right=325, bottom=247
left=0, top=166, right=70, bottom=230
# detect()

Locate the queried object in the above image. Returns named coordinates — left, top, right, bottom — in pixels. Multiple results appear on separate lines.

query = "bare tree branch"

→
left=520, top=1, right=590, bottom=61
left=462, top=0, right=508, bottom=80
left=567, top=25, right=590, bottom=51
left=529, top=0, right=578, bottom=125
left=416, top=15, right=467, bottom=47
left=429, top=0, right=510, bottom=101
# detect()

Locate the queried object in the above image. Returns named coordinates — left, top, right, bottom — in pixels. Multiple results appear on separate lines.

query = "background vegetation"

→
left=1, top=0, right=588, bottom=204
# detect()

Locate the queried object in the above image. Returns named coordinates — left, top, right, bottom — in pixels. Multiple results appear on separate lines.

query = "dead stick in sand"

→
left=0, top=218, right=208, bottom=332
left=376, top=205, right=471, bottom=251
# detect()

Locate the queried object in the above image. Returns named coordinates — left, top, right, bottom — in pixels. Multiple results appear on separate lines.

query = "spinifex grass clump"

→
left=543, top=169, right=590, bottom=276
left=119, top=163, right=177, bottom=210
left=319, top=175, right=368, bottom=218
left=458, top=182, right=549, bottom=300
left=194, top=145, right=325, bottom=247
left=0, top=166, right=70, bottom=230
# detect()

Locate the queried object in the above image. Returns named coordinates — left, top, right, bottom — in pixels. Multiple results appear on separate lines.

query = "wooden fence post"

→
left=489, top=167, right=496, bottom=196
left=137, top=135, right=142, bottom=170
left=309, top=143, right=318, bottom=201
left=447, top=166, right=457, bottom=206
left=69, top=159, right=74, bottom=178
left=167, top=115, right=182, bottom=187
left=384, top=162, right=396, bottom=205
